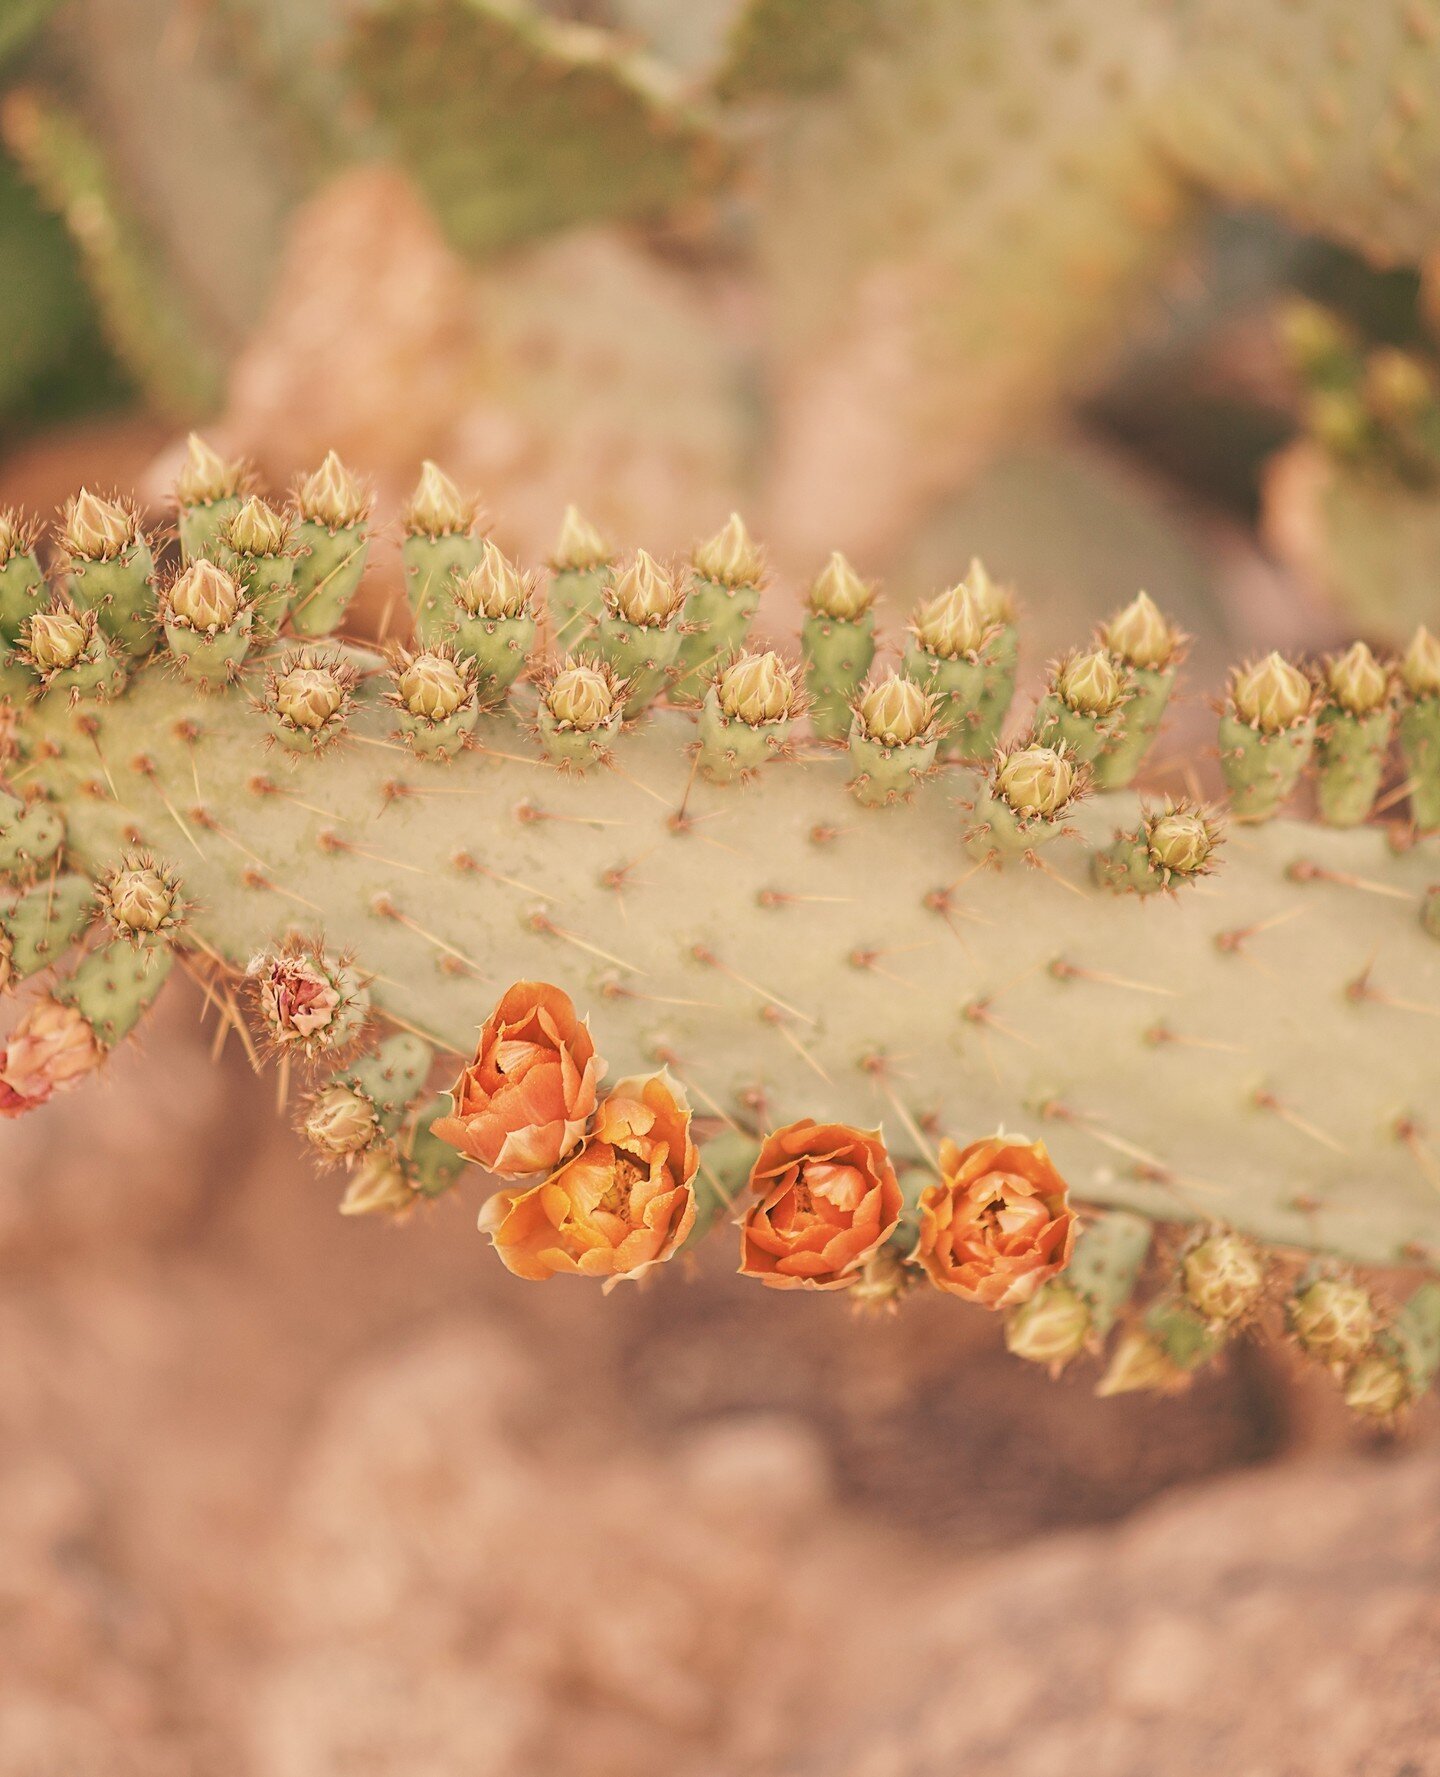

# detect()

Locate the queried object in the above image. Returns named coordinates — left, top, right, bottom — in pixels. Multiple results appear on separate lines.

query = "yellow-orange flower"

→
left=0, top=998, right=102, bottom=1116
left=739, top=1119, right=901, bottom=1289
left=478, top=1071, right=697, bottom=1285
left=433, top=981, right=603, bottom=1176
left=914, top=1135, right=1076, bottom=1308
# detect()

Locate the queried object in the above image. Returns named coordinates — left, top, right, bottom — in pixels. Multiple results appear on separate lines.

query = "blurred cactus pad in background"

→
left=3, top=0, right=1440, bottom=1426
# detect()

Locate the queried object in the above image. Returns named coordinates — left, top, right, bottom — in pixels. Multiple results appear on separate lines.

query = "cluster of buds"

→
left=1094, top=799, right=1222, bottom=896
left=248, top=941, right=370, bottom=1061
left=595, top=551, right=685, bottom=714
left=159, top=559, right=254, bottom=688
left=802, top=552, right=879, bottom=742
left=538, top=654, right=625, bottom=770
left=261, top=648, right=358, bottom=754
left=388, top=643, right=479, bottom=759
left=696, top=650, right=800, bottom=783
left=847, top=673, right=940, bottom=805
left=967, top=737, right=1087, bottom=863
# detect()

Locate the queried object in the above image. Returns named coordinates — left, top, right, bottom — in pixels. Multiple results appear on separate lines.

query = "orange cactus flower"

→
left=433, top=980, right=604, bottom=1176
left=478, top=1071, right=697, bottom=1285
left=739, top=1119, right=902, bottom=1289
left=914, top=1135, right=1076, bottom=1308
left=0, top=998, right=103, bottom=1116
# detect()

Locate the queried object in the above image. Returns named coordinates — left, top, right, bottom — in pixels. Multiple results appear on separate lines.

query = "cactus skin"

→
left=1399, top=694, right=1440, bottom=831
left=670, top=576, right=763, bottom=706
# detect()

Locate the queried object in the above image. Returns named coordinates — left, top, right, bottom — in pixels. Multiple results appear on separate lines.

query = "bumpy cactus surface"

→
left=4, top=450, right=1440, bottom=1415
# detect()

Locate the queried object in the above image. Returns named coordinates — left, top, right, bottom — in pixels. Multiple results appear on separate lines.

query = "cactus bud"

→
left=0, top=996, right=103, bottom=1115
left=1364, top=347, right=1434, bottom=421
left=304, top=1083, right=381, bottom=1158
left=807, top=552, right=876, bottom=622
left=61, top=489, right=136, bottom=562
left=550, top=504, right=612, bottom=573
left=1102, top=591, right=1180, bottom=671
left=454, top=539, right=534, bottom=621
left=997, top=743, right=1079, bottom=819
left=964, top=557, right=1013, bottom=627
left=339, top=1146, right=417, bottom=1217
left=718, top=651, right=796, bottom=726
left=96, top=855, right=184, bottom=943
left=847, top=1246, right=913, bottom=1315
left=24, top=604, right=89, bottom=672
left=1287, top=1274, right=1381, bottom=1370
left=166, top=560, right=242, bottom=633
left=692, top=512, right=763, bottom=588
left=1325, top=642, right=1390, bottom=716
left=855, top=674, right=933, bottom=747
left=606, top=551, right=682, bottom=627
left=1056, top=648, right=1123, bottom=717
left=1004, top=1281, right=1091, bottom=1370
left=0, top=508, right=36, bottom=570
left=396, top=648, right=473, bottom=721
left=294, top=451, right=372, bottom=530
left=1148, top=806, right=1218, bottom=876
left=1230, top=653, right=1314, bottom=733
left=1401, top=626, right=1440, bottom=698
left=911, top=580, right=988, bottom=660
left=265, top=649, right=357, bottom=751
left=175, top=433, right=246, bottom=508
left=1342, top=1353, right=1411, bottom=1420
left=546, top=659, right=619, bottom=731
left=224, top=494, right=291, bottom=560
left=403, top=460, right=477, bottom=538
left=248, top=943, right=369, bottom=1059
left=1096, top=1327, right=1188, bottom=1397
left=1181, top=1231, right=1267, bottom=1325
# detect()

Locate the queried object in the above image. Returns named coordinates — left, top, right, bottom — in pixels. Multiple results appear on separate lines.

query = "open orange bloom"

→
left=478, top=1071, right=697, bottom=1285
left=0, top=998, right=103, bottom=1117
left=433, top=981, right=603, bottom=1176
left=915, top=1135, right=1076, bottom=1308
left=740, top=1119, right=901, bottom=1289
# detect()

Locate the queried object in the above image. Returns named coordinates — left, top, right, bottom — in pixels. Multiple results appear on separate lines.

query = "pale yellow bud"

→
left=274, top=660, right=347, bottom=731
left=1146, top=807, right=1217, bottom=877
left=856, top=674, right=933, bottom=746
left=339, top=1149, right=415, bottom=1216
left=718, top=651, right=794, bottom=725
left=1342, top=1353, right=1410, bottom=1419
left=848, top=1246, right=912, bottom=1315
left=550, top=504, right=612, bottom=572
left=911, top=582, right=987, bottom=659
left=396, top=650, right=473, bottom=720
left=1005, top=1283, right=1091, bottom=1368
left=1325, top=641, right=1390, bottom=716
left=25, top=606, right=88, bottom=671
left=305, top=1085, right=380, bottom=1157
left=546, top=660, right=617, bottom=731
left=1103, top=591, right=1178, bottom=670
left=175, top=433, right=245, bottom=506
left=1365, top=348, right=1434, bottom=420
left=1181, top=1232, right=1266, bottom=1325
left=63, top=489, right=135, bottom=561
left=295, top=451, right=371, bottom=528
left=963, top=557, right=1013, bottom=626
left=1400, top=626, right=1440, bottom=698
left=996, top=744, right=1078, bottom=818
left=1095, top=1328, right=1188, bottom=1397
left=224, top=495, right=290, bottom=558
left=403, top=460, right=476, bottom=537
left=607, top=550, right=682, bottom=626
left=692, top=512, right=763, bottom=588
left=807, top=552, right=876, bottom=621
left=1230, top=653, right=1313, bottom=733
left=167, top=560, right=242, bottom=632
left=1288, top=1276, right=1380, bottom=1369
left=454, top=539, right=532, bottom=619
left=1056, top=648, right=1123, bottom=716
left=100, top=858, right=181, bottom=935
left=0, top=509, right=36, bottom=568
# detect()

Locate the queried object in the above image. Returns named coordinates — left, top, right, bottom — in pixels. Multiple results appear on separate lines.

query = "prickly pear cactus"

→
left=4, top=450, right=1440, bottom=1418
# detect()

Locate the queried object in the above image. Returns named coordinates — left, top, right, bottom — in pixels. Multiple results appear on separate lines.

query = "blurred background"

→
left=2, top=0, right=1439, bottom=1771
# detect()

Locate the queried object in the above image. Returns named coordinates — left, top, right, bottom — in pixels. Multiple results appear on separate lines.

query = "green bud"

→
left=1102, top=591, right=1180, bottom=671
left=855, top=674, right=933, bottom=746
left=692, top=512, right=763, bottom=588
left=717, top=650, right=795, bottom=725
left=294, top=451, right=372, bottom=530
left=1230, top=654, right=1314, bottom=733
left=454, top=540, right=534, bottom=620
left=62, top=489, right=137, bottom=562
left=806, top=552, right=876, bottom=622
left=1325, top=641, right=1390, bottom=716
left=175, top=432, right=246, bottom=507
left=606, top=551, right=682, bottom=627
left=403, top=460, right=477, bottom=539
left=1005, top=1282, right=1091, bottom=1370
left=550, top=504, right=612, bottom=573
